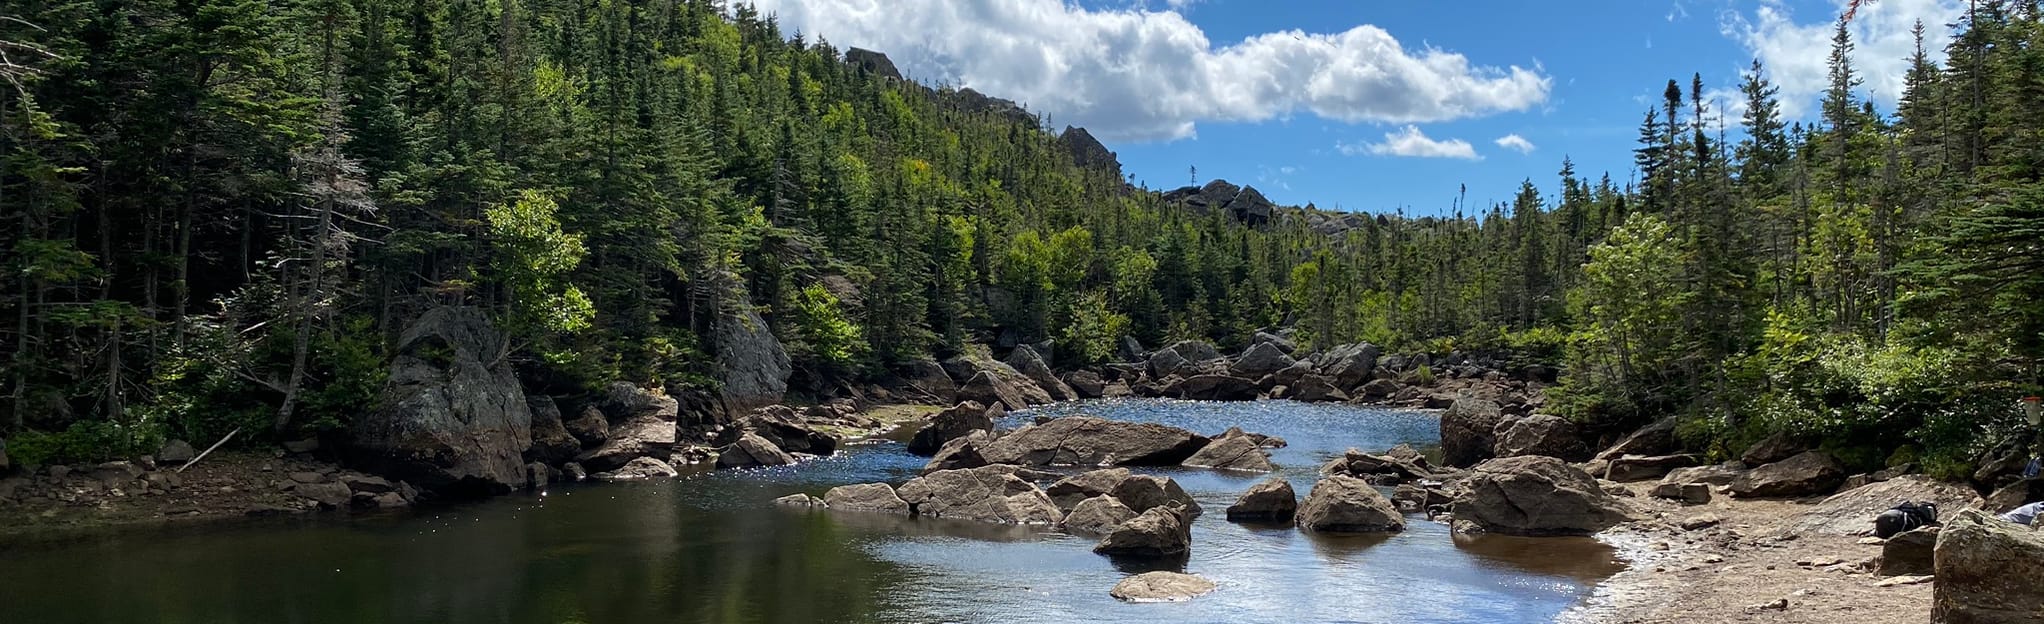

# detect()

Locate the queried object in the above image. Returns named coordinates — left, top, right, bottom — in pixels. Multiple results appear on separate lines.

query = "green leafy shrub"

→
left=8, top=419, right=165, bottom=467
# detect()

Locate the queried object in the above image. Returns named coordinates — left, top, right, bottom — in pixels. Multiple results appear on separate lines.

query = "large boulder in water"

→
left=1226, top=477, right=1298, bottom=522
left=907, top=401, right=999, bottom=456
left=1162, top=374, right=1259, bottom=401
left=352, top=307, right=532, bottom=495
left=1296, top=475, right=1404, bottom=533
left=1006, top=345, right=1077, bottom=402
left=1044, top=468, right=1198, bottom=516
left=979, top=416, right=1209, bottom=467
left=896, top=465, right=1063, bottom=525
left=1452, top=455, right=1636, bottom=536
left=1181, top=433, right=1275, bottom=472
left=1494, top=414, right=1591, bottom=461
left=716, top=432, right=796, bottom=469
left=1439, top=398, right=1507, bottom=468
left=922, top=430, right=992, bottom=474
left=1230, top=342, right=1296, bottom=378
left=733, top=405, right=839, bottom=456
left=1064, top=495, right=1138, bottom=535
left=1934, top=509, right=2044, bottom=623
left=709, top=274, right=792, bottom=419
left=823, top=483, right=910, bottom=514
left=1728, top=451, right=1845, bottom=498
left=1093, top=506, right=1192, bottom=557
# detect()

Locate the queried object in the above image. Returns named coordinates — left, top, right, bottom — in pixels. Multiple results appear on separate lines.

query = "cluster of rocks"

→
left=0, top=447, right=418, bottom=520
left=903, top=413, right=1280, bottom=475
left=1101, top=337, right=1545, bottom=412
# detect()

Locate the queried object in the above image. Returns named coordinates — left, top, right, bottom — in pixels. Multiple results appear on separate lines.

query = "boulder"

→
left=958, top=370, right=1029, bottom=412
left=1109, top=474, right=1201, bottom=517
left=594, top=456, right=679, bottom=481
left=1934, top=509, right=2044, bottom=623
left=1592, top=417, right=1679, bottom=462
left=1296, top=475, right=1404, bottom=533
left=340, top=474, right=395, bottom=494
left=576, top=393, right=679, bottom=473
left=1163, top=340, right=1223, bottom=364
left=734, top=405, right=839, bottom=456
left=1440, top=398, right=1507, bottom=468
left=922, top=431, right=992, bottom=474
left=1046, top=468, right=1135, bottom=511
left=1316, top=343, right=1383, bottom=388
left=711, top=275, right=793, bottom=418
left=907, top=401, right=998, bottom=456
left=1323, top=448, right=1432, bottom=483
left=1180, top=434, right=1275, bottom=472
left=715, top=432, right=796, bottom=469
left=979, top=416, right=1209, bottom=467
left=1231, top=342, right=1297, bottom=378
left=1218, top=426, right=1287, bottom=449
left=1783, top=475, right=1984, bottom=537
left=1648, top=482, right=1712, bottom=504
left=1281, top=375, right=1349, bottom=403
left=1064, top=495, right=1138, bottom=535
left=1006, top=345, right=1078, bottom=402
left=1116, top=336, right=1148, bottom=364
left=897, top=359, right=959, bottom=403
left=1985, top=477, right=2044, bottom=513
left=1357, top=378, right=1402, bottom=400
left=563, top=406, right=609, bottom=447
left=1658, top=463, right=1744, bottom=488
left=157, top=440, right=196, bottom=465
left=1393, top=482, right=1455, bottom=513
left=1226, top=477, right=1298, bottom=522
left=1252, top=331, right=1297, bottom=354
left=1728, top=451, right=1845, bottom=498
left=351, top=307, right=532, bottom=495
left=1494, top=414, right=1591, bottom=461
left=1062, top=370, right=1107, bottom=399
left=525, top=395, right=582, bottom=464
left=291, top=481, right=354, bottom=509
left=1093, top=506, right=1192, bottom=557
left=1162, top=374, right=1260, bottom=401
left=1145, top=348, right=1191, bottom=380
left=1452, top=456, right=1635, bottom=536
left=896, top=465, right=1063, bottom=525
left=1740, top=432, right=1805, bottom=467
left=1879, top=526, right=1938, bottom=577
left=1110, top=571, right=1216, bottom=603
left=823, top=483, right=910, bottom=514
left=1603, top=454, right=1699, bottom=482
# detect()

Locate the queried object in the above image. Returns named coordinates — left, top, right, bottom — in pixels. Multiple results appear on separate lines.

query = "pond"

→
left=0, top=398, right=1623, bottom=624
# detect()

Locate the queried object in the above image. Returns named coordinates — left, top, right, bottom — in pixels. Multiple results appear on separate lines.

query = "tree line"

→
left=0, top=0, right=2038, bottom=477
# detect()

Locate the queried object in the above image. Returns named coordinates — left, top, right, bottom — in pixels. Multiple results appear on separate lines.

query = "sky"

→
left=744, top=0, right=1969, bottom=215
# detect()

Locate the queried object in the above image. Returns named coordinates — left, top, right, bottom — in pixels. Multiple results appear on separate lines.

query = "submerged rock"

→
left=1110, top=571, right=1216, bottom=603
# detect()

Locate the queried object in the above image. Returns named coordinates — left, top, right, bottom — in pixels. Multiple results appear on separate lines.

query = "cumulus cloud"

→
left=1721, top=0, right=1963, bottom=119
left=1341, top=126, right=1481, bottom=160
left=745, top=0, right=1550, bottom=142
left=1494, top=134, right=1536, bottom=154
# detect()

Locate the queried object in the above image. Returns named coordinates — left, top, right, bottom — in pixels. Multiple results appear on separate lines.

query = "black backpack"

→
left=1874, top=501, right=1940, bottom=538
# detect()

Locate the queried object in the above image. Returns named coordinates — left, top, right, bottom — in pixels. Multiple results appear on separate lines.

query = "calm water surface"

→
left=0, top=399, right=1623, bottom=624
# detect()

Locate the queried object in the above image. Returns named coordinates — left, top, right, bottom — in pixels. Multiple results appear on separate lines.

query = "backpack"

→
left=1874, top=501, right=1940, bottom=538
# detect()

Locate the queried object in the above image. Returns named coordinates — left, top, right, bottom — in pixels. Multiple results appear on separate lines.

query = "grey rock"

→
left=292, top=481, right=353, bottom=509
left=958, top=370, right=1030, bottom=412
left=1225, top=477, right=1298, bottom=522
left=844, top=47, right=901, bottom=80
left=595, top=456, right=679, bottom=481
left=1729, top=451, right=1845, bottom=498
left=1296, top=475, right=1404, bottom=533
left=1603, top=454, right=1699, bottom=482
left=1452, top=455, right=1636, bottom=536
left=1933, top=510, right=2044, bottom=623
left=979, top=416, right=1209, bottom=467
left=922, top=431, right=992, bottom=474
left=1316, top=343, right=1382, bottom=388
left=715, top=432, right=796, bottom=469
left=775, top=493, right=826, bottom=508
left=1740, top=432, right=1805, bottom=467
left=1231, top=342, right=1296, bottom=378
left=1181, top=434, right=1275, bottom=472
left=157, top=440, right=196, bottom=465
left=711, top=274, right=793, bottom=418
left=1061, top=370, right=1107, bottom=399
left=1879, top=526, right=1938, bottom=576
left=896, top=465, right=1063, bottom=525
left=1161, top=374, right=1260, bottom=401
left=1093, top=506, right=1192, bottom=557
left=1440, top=398, right=1507, bottom=467
left=823, top=483, right=910, bottom=514
left=563, top=406, right=609, bottom=447
left=1064, top=495, right=1138, bottom=535
left=1592, top=417, right=1679, bottom=462
left=1110, top=571, right=1215, bottom=603
left=525, top=395, right=581, bottom=463
left=907, top=401, right=997, bottom=456
left=1495, top=414, right=1591, bottom=461
left=1006, top=345, right=1077, bottom=402
left=351, top=307, right=532, bottom=494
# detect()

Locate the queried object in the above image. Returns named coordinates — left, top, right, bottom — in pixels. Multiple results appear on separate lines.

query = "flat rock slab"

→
left=1110, top=571, right=1216, bottom=603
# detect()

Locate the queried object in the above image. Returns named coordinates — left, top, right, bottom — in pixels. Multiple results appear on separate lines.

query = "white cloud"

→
left=746, top=0, right=1551, bottom=142
left=1721, top=0, right=1963, bottom=119
left=1494, top=134, right=1536, bottom=154
left=1342, top=126, right=1482, bottom=160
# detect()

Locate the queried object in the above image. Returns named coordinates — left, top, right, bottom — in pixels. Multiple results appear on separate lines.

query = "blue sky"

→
left=749, top=0, right=1966, bottom=215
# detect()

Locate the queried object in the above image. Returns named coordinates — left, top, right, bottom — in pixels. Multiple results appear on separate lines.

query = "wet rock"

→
left=1934, top=509, right=2044, bottom=623
left=157, top=440, right=196, bottom=465
left=1740, top=432, right=1805, bottom=467
left=922, top=431, right=992, bottom=474
left=352, top=307, right=533, bottom=494
left=1494, top=414, right=1590, bottom=462
left=896, top=465, right=1063, bottom=525
left=1006, top=345, right=1077, bottom=402
left=1296, top=475, right=1403, bottom=533
left=1110, top=571, right=1215, bottom=603
left=1879, top=526, right=1938, bottom=577
left=1231, top=342, right=1296, bottom=378
left=1094, top=506, right=1192, bottom=557
left=1440, top=398, right=1507, bottom=467
left=979, top=416, right=1209, bottom=467
left=775, top=493, right=826, bottom=508
left=1064, top=495, right=1138, bottom=535
left=1729, top=451, right=1845, bottom=498
left=1225, top=477, right=1298, bottom=522
left=715, top=432, right=796, bottom=469
left=906, top=401, right=997, bottom=456
left=1180, top=434, right=1275, bottom=472
left=1452, top=455, right=1635, bottom=536
left=595, top=457, right=679, bottom=481
left=823, top=483, right=910, bottom=514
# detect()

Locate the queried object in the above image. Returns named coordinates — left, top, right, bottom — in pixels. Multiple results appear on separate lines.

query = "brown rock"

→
left=1109, top=571, right=1216, bottom=603
left=896, top=465, right=1063, bottom=525
left=979, top=416, right=1209, bottom=467
left=1934, top=509, right=2044, bottom=623
left=1729, top=451, right=1845, bottom=498
left=1181, top=434, right=1275, bottom=472
left=1226, top=477, right=1298, bottom=522
left=715, top=432, right=796, bottom=469
left=1452, top=455, right=1635, bottom=536
left=1440, top=398, right=1507, bottom=467
left=1296, top=475, right=1403, bottom=533
left=1064, top=495, right=1138, bottom=535
left=1879, top=526, right=1937, bottom=577
left=823, top=483, right=910, bottom=514
left=1093, top=506, right=1192, bottom=557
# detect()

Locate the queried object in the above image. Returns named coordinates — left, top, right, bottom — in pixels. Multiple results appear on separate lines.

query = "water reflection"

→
left=0, top=399, right=1622, bottom=624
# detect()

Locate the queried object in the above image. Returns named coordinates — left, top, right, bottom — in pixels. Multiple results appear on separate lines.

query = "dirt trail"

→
left=1565, top=480, right=1982, bottom=624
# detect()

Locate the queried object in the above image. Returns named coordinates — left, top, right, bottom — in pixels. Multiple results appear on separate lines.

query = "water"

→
left=0, top=399, right=1623, bottom=624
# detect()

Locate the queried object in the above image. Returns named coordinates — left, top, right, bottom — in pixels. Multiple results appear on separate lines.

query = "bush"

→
left=7, top=419, right=165, bottom=467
